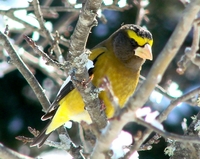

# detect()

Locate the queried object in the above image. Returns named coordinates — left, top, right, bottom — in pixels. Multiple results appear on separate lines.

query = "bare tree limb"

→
left=91, top=0, right=200, bottom=158
left=159, top=87, right=200, bottom=122
left=67, top=0, right=107, bottom=129
left=177, top=20, right=200, bottom=74
left=23, top=35, right=65, bottom=70
left=0, top=4, right=130, bottom=13
left=0, top=143, right=33, bottom=159
left=0, top=31, right=50, bottom=111
left=136, top=117, right=200, bottom=144
left=32, top=0, right=62, bottom=58
left=127, top=86, right=200, bottom=158
left=169, top=106, right=200, bottom=158
left=134, top=0, right=149, bottom=25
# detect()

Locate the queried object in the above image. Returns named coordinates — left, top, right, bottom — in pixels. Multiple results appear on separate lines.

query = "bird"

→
left=30, top=24, right=153, bottom=147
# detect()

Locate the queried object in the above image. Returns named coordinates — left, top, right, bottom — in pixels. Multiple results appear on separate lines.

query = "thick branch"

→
left=68, top=0, right=107, bottom=129
left=0, top=143, right=33, bottom=159
left=91, top=0, right=200, bottom=158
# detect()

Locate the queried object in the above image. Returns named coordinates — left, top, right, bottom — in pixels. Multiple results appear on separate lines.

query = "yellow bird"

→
left=31, top=24, right=153, bottom=147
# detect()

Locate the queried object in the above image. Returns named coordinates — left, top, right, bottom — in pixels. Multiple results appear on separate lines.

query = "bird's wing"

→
left=41, top=47, right=107, bottom=121
left=30, top=121, right=51, bottom=147
left=41, top=81, right=74, bottom=121
left=89, top=46, right=107, bottom=61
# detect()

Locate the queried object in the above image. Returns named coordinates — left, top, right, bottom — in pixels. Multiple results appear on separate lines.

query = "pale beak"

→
left=135, top=44, right=153, bottom=60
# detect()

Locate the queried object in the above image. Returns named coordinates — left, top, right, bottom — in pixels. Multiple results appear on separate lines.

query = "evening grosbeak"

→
left=31, top=24, right=153, bottom=147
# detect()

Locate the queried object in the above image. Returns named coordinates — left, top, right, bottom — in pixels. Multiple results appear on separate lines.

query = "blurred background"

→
left=0, top=0, right=200, bottom=158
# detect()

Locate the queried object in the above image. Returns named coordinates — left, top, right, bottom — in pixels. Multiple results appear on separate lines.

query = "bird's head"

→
left=112, top=24, right=153, bottom=69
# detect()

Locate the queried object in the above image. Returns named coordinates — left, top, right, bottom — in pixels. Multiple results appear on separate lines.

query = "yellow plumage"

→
left=91, top=46, right=140, bottom=118
left=46, top=46, right=140, bottom=134
left=31, top=24, right=153, bottom=147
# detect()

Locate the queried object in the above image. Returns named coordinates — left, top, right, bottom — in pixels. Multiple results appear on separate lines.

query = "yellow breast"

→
left=92, top=51, right=139, bottom=118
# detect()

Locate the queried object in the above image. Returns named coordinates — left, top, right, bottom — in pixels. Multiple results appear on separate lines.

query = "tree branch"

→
left=32, top=0, right=62, bottom=58
left=170, top=102, right=200, bottom=159
left=0, top=31, right=50, bottom=111
left=23, top=35, right=65, bottom=70
left=136, top=117, right=200, bottom=144
left=91, top=0, right=200, bottom=158
left=67, top=0, right=107, bottom=129
left=177, top=20, right=200, bottom=74
left=159, top=87, right=200, bottom=122
left=126, top=86, right=200, bottom=157
left=0, top=143, right=33, bottom=159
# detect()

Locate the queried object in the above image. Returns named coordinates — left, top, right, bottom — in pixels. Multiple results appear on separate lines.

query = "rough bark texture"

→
left=68, top=0, right=107, bottom=129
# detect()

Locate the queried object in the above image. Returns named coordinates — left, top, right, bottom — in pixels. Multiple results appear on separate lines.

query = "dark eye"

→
left=130, top=38, right=138, bottom=47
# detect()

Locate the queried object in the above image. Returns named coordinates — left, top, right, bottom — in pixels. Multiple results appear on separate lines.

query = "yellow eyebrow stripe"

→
left=126, top=30, right=153, bottom=46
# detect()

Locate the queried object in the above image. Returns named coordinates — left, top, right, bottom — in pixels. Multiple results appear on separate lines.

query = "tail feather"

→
left=41, top=109, right=57, bottom=121
left=30, top=121, right=51, bottom=148
left=30, top=80, right=75, bottom=147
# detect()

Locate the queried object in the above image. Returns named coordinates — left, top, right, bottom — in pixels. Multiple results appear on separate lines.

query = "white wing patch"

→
left=57, top=76, right=71, bottom=96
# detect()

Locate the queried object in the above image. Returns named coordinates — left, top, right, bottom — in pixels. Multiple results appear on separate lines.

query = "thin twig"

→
left=177, top=19, right=200, bottom=74
left=32, top=0, right=62, bottom=58
left=23, top=35, right=66, bottom=70
left=126, top=86, right=200, bottom=157
left=101, top=3, right=132, bottom=11
left=159, top=87, right=200, bottom=122
left=0, top=5, right=70, bottom=48
left=134, top=0, right=149, bottom=25
left=6, top=44, right=64, bottom=86
left=1, top=4, right=130, bottom=13
left=136, top=117, right=200, bottom=144
left=139, top=75, right=175, bottom=100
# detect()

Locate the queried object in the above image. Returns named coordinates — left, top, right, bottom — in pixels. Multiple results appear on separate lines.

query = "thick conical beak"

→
left=135, top=44, right=153, bottom=60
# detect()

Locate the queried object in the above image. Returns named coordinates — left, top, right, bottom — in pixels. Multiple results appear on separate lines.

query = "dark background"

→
left=0, top=0, right=200, bottom=158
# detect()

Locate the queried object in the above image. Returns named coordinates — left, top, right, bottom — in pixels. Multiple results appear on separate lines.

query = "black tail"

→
left=30, top=81, right=75, bottom=147
left=30, top=121, right=51, bottom=148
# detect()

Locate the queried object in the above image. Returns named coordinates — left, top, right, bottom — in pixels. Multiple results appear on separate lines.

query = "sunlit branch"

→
left=32, top=0, right=63, bottom=59
left=0, top=143, right=33, bottom=159
left=24, top=35, right=66, bottom=70
left=136, top=117, right=200, bottom=144
left=159, top=87, right=200, bottom=122
left=177, top=19, right=200, bottom=74
left=67, top=0, right=107, bottom=130
left=134, top=0, right=149, bottom=25
left=1, top=4, right=131, bottom=13
left=91, top=0, right=200, bottom=158
left=127, top=76, right=200, bottom=157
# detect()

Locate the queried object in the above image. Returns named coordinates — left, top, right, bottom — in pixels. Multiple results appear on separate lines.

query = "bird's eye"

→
left=130, top=38, right=138, bottom=47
